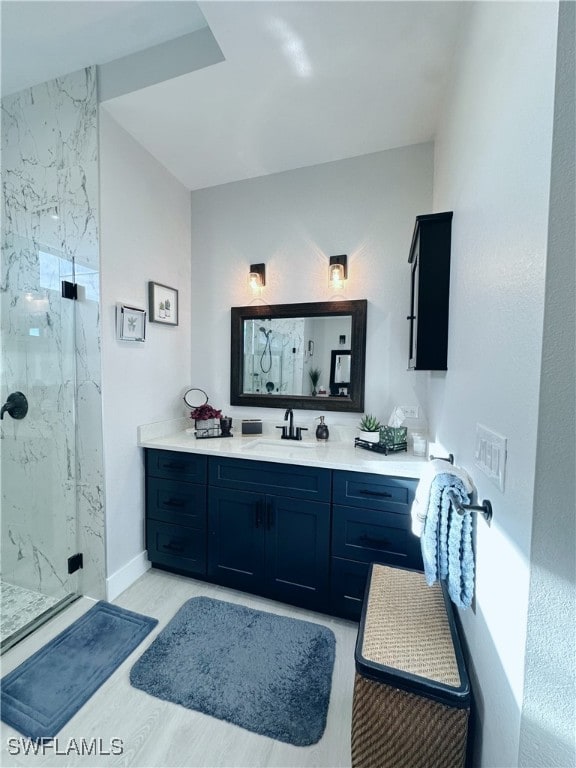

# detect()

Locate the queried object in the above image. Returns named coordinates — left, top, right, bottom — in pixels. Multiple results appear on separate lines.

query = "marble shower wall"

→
left=1, top=67, right=105, bottom=600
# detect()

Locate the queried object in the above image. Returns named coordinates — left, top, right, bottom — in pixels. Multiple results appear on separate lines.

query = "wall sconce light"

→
left=248, top=263, right=266, bottom=292
left=329, top=255, right=347, bottom=289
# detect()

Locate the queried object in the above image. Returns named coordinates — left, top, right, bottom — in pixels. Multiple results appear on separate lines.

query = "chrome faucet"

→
left=276, top=408, right=308, bottom=441
left=284, top=408, right=294, bottom=438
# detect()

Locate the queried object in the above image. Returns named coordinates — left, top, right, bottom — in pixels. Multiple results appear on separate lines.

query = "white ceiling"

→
left=2, top=1, right=469, bottom=192
left=1, top=1, right=208, bottom=95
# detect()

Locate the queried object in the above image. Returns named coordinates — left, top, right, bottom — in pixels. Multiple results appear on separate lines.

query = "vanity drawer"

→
left=330, top=557, right=370, bottom=621
left=146, top=449, right=207, bottom=483
left=332, top=504, right=422, bottom=570
left=147, top=478, right=206, bottom=528
left=208, top=457, right=331, bottom=502
left=147, top=520, right=206, bottom=575
left=333, top=471, right=416, bottom=513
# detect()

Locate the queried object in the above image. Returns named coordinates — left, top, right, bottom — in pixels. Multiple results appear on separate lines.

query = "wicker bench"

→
left=352, top=564, right=470, bottom=768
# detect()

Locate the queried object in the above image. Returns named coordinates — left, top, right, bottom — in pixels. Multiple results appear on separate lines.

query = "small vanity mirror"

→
left=230, top=300, right=367, bottom=412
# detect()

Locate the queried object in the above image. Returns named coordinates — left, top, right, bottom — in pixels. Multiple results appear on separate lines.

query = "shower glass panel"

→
left=0, top=237, right=79, bottom=650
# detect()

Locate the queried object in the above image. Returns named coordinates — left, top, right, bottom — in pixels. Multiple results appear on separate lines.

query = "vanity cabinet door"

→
left=264, top=495, right=330, bottom=610
left=207, top=487, right=266, bottom=593
left=145, top=449, right=208, bottom=576
left=147, top=521, right=206, bottom=575
left=330, top=470, right=421, bottom=620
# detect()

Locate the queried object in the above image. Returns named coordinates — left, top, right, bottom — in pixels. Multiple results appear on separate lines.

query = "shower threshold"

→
left=0, top=583, right=80, bottom=654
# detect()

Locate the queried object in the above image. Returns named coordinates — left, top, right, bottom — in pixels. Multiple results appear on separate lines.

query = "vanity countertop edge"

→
left=138, top=425, right=428, bottom=480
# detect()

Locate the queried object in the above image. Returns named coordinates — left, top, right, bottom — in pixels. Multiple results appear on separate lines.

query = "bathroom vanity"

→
left=141, top=429, right=426, bottom=621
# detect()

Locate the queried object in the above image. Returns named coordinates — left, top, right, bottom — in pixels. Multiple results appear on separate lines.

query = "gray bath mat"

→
left=1, top=601, right=157, bottom=739
left=130, top=597, right=336, bottom=746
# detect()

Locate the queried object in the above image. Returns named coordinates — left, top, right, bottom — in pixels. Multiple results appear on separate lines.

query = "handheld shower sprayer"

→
left=259, top=326, right=272, bottom=373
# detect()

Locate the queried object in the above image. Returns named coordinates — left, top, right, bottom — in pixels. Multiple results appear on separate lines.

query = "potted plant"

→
left=359, top=414, right=382, bottom=443
left=308, top=367, right=321, bottom=396
left=190, top=403, right=222, bottom=438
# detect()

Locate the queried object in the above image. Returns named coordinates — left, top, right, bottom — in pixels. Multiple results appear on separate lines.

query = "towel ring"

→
left=448, top=491, right=493, bottom=523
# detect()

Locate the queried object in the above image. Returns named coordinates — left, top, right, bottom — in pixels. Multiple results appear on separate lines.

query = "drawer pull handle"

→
left=163, top=462, right=186, bottom=470
left=359, top=489, right=392, bottom=498
left=163, top=499, right=185, bottom=508
left=360, top=534, right=390, bottom=548
left=162, top=541, right=185, bottom=553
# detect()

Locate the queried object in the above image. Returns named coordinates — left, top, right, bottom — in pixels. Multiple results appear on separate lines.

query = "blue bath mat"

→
left=1, top=601, right=157, bottom=739
left=130, top=597, right=336, bottom=746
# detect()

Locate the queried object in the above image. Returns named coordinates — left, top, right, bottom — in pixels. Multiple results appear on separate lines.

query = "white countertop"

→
left=138, top=419, right=428, bottom=479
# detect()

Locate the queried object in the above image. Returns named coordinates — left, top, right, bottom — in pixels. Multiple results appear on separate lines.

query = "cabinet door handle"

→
left=360, top=534, right=390, bottom=548
left=359, top=489, right=393, bottom=498
left=163, top=498, right=185, bottom=508
left=267, top=500, right=274, bottom=530
left=162, top=541, right=185, bottom=553
left=254, top=500, right=262, bottom=529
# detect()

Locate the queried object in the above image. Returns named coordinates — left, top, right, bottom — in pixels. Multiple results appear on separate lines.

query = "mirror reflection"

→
left=230, top=300, right=367, bottom=412
left=242, top=316, right=352, bottom=397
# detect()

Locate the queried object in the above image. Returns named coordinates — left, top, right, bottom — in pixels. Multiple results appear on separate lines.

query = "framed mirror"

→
left=230, top=300, right=367, bottom=412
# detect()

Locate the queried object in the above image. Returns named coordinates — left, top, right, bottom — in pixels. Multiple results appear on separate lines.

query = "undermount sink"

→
left=242, top=438, right=317, bottom=450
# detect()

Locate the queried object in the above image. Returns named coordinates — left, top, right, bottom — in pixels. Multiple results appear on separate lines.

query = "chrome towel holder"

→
left=428, top=452, right=493, bottom=522
left=448, top=491, right=493, bottom=523
left=429, top=452, right=454, bottom=464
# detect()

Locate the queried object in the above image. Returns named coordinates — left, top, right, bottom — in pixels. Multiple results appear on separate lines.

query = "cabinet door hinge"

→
left=67, top=553, right=84, bottom=574
left=61, top=281, right=78, bottom=300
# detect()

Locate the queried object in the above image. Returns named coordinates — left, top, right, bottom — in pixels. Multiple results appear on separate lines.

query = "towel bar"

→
left=429, top=452, right=454, bottom=464
left=448, top=491, right=492, bottom=522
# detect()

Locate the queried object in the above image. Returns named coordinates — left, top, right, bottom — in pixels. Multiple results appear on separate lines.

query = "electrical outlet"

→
left=400, top=405, right=419, bottom=419
left=475, top=424, right=507, bottom=491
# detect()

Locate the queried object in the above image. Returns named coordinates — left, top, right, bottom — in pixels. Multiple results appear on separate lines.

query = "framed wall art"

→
left=116, top=304, right=146, bottom=342
left=149, top=282, right=178, bottom=326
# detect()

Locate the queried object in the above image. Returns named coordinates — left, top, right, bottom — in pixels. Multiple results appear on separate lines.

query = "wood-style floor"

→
left=1, top=569, right=358, bottom=768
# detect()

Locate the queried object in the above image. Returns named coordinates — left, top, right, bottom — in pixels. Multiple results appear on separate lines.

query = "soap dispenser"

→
left=315, top=415, right=329, bottom=442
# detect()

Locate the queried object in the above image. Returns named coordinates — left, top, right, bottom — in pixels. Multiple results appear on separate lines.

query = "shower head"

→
left=259, top=327, right=271, bottom=337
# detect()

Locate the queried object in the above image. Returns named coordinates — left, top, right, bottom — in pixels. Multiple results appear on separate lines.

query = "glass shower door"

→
left=0, top=237, right=79, bottom=649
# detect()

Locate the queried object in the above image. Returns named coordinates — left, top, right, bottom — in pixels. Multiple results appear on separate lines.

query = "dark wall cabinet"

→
left=145, top=449, right=421, bottom=620
left=408, top=211, right=453, bottom=370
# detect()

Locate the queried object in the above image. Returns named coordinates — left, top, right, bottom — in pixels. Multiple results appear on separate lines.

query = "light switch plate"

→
left=475, top=423, right=507, bottom=491
left=400, top=405, right=419, bottom=419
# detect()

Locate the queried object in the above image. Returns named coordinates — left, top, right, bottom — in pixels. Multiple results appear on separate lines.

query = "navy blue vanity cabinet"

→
left=207, top=487, right=266, bottom=593
left=331, top=471, right=422, bottom=619
left=208, top=457, right=331, bottom=610
left=145, top=449, right=208, bottom=575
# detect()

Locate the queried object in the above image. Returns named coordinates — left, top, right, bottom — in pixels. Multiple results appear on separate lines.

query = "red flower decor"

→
left=190, top=403, right=222, bottom=421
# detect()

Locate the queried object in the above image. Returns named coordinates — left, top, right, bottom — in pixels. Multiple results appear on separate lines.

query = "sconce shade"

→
left=329, top=255, right=347, bottom=288
left=248, top=263, right=266, bottom=290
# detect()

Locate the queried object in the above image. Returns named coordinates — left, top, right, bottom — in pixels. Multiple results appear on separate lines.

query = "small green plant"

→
left=308, top=367, right=321, bottom=387
left=308, top=368, right=322, bottom=387
left=359, top=414, right=382, bottom=432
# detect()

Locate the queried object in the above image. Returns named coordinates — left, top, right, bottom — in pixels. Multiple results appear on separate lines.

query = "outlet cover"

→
left=474, top=423, right=507, bottom=491
left=400, top=405, right=419, bottom=419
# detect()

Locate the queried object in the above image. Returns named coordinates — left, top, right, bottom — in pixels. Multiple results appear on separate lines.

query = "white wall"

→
left=520, top=2, right=576, bottom=765
left=190, top=143, right=433, bottom=431
left=429, top=3, right=559, bottom=766
left=99, top=109, right=192, bottom=596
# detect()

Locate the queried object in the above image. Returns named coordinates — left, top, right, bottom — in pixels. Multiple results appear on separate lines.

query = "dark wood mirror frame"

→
left=230, top=299, right=367, bottom=412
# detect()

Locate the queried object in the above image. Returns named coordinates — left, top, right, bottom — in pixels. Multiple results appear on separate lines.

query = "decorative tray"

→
left=354, top=438, right=408, bottom=455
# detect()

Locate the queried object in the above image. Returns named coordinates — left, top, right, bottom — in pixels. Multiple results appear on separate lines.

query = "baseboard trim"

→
left=106, top=552, right=151, bottom=602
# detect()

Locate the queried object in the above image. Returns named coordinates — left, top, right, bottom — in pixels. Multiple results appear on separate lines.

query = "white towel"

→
left=411, top=460, right=473, bottom=537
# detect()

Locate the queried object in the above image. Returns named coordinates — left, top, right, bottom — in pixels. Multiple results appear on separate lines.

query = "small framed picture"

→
left=149, top=282, right=178, bottom=326
left=116, top=304, right=146, bottom=342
